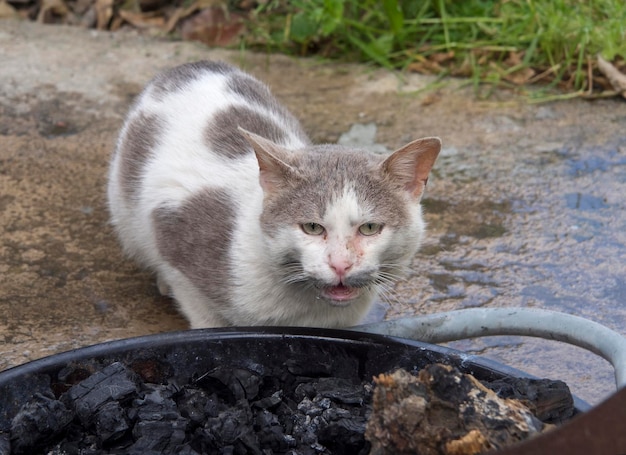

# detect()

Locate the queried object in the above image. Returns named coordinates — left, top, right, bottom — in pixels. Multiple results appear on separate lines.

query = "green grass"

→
left=241, top=0, right=626, bottom=98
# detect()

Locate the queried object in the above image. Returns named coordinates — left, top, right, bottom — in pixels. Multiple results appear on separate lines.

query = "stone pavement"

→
left=1, top=20, right=625, bottom=405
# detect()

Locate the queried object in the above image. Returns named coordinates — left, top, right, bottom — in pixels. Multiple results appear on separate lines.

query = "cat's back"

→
left=110, top=60, right=307, bottom=201
left=107, top=60, right=309, bottom=261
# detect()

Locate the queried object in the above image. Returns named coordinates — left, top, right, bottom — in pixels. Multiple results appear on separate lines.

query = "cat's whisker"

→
left=369, top=263, right=412, bottom=308
left=379, top=262, right=411, bottom=277
left=281, top=273, right=309, bottom=285
left=374, top=282, right=403, bottom=308
left=277, top=261, right=309, bottom=286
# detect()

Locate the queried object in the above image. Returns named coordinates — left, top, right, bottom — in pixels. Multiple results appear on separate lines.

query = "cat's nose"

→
left=329, top=258, right=353, bottom=278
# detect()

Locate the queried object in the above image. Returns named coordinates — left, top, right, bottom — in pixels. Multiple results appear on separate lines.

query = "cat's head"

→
left=240, top=128, right=441, bottom=306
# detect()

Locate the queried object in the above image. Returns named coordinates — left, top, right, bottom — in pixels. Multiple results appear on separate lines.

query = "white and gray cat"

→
left=107, top=60, right=441, bottom=328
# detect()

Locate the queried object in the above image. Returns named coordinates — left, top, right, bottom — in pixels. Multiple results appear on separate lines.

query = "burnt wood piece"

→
left=482, top=377, right=574, bottom=424
left=496, top=385, right=626, bottom=455
left=365, top=365, right=549, bottom=455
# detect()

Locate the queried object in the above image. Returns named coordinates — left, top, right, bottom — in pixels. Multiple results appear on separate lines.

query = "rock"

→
left=338, top=123, right=389, bottom=154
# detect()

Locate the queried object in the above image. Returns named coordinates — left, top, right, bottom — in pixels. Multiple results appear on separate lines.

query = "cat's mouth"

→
left=321, top=284, right=361, bottom=305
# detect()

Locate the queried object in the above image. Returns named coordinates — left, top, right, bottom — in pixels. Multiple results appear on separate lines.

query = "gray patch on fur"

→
left=226, top=72, right=310, bottom=145
left=117, top=112, right=164, bottom=200
left=151, top=60, right=235, bottom=98
left=227, top=73, right=277, bottom=109
left=204, top=106, right=289, bottom=159
left=260, top=145, right=410, bottom=234
left=152, top=188, right=234, bottom=307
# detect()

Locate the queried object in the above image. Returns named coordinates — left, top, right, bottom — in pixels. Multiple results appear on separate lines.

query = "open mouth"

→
left=321, top=284, right=361, bottom=305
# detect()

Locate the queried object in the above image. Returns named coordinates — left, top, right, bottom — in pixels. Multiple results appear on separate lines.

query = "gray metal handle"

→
left=352, top=308, right=626, bottom=389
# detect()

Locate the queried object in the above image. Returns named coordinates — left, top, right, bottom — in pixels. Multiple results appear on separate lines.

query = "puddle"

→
left=567, top=149, right=626, bottom=176
left=565, top=193, right=609, bottom=211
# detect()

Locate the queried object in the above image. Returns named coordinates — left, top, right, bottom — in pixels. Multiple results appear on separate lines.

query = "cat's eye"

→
left=301, top=222, right=325, bottom=235
left=358, top=223, right=383, bottom=236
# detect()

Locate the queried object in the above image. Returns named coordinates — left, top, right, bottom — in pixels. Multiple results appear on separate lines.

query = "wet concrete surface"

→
left=1, top=21, right=625, bottom=405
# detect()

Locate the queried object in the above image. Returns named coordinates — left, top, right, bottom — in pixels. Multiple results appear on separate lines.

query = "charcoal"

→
left=52, top=366, right=92, bottom=396
left=48, top=437, right=101, bottom=455
left=66, top=362, right=138, bottom=425
left=129, top=358, right=171, bottom=383
left=57, top=365, right=92, bottom=383
left=134, top=383, right=181, bottom=421
left=312, top=377, right=366, bottom=405
left=199, top=400, right=261, bottom=454
left=252, top=390, right=283, bottom=410
left=321, top=406, right=352, bottom=421
left=203, top=392, right=227, bottom=418
left=318, top=417, right=369, bottom=454
left=285, top=358, right=333, bottom=376
left=177, top=388, right=211, bottom=424
left=294, top=381, right=317, bottom=401
left=127, top=383, right=191, bottom=454
left=0, top=432, right=10, bottom=455
left=298, top=399, right=369, bottom=454
left=129, top=418, right=188, bottom=453
left=255, top=410, right=294, bottom=452
left=290, top=413, right=322, bottom=448
left=176, top=446, right=201, bottom=455
left=483, top=376, right=575, bottom=423
left=94, top=401, right=129, bottom=443
left=10, top=392, right=74, bottom=454
left=297, top=397, right=327, bottom=417
left=197, top=367, right=261, bottom=401
left=3, top=353, right=574, bottom=454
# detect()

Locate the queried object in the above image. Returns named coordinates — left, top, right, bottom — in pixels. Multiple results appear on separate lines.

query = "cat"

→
left=107, top=60, right=441, bottom=329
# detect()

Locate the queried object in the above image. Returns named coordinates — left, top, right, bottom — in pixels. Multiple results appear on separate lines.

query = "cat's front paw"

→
left=156, top=274, right=171, bottom=296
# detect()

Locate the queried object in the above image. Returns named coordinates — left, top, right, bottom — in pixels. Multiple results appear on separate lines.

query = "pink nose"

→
left=329, top=258, right=353, bottom=278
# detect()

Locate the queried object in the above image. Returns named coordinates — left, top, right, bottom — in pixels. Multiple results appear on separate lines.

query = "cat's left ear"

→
left=238, top=127, right=295, bottom=193
left=381, top=137, right=441, bottom=199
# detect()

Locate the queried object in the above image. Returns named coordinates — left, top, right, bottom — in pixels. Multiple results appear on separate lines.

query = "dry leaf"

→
left=505, top=51, right=525, bottom=67
left=430, top=51, right=455, bottom=63
left=109, top=13, right=123, bottom=30
left=503, top=66, right=536, bottom=85
left=164, top=1, right=200, bottom=34
left=407, top=59, right=443, bottom=74
left=118, top=9, right=165, bottom=29
left=195, top=0, right=221, bottom=8
left=0, top=0, right=18, bottom=18
left=95, top=0, right=113, bottom=29
left=420, top=92, right=441, bottom=106
left=37, top=0, right=69, bottom=23
left=597, top=55, right=626, bottom=98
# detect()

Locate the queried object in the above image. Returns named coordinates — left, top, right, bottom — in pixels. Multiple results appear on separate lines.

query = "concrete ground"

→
left=1, top=20, right=625, bottom=405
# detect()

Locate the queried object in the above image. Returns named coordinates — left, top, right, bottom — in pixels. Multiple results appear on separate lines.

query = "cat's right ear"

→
left=238, top=127, right=294, bottom=193
left=381, top=136, right=441, bottom=200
